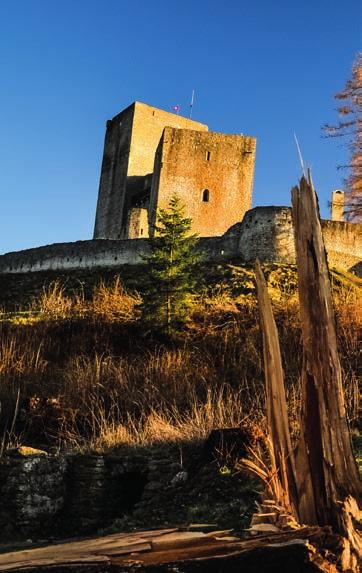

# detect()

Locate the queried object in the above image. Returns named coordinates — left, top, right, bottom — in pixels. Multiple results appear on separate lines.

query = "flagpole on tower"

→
left=189, top=89, right=195, bottom=119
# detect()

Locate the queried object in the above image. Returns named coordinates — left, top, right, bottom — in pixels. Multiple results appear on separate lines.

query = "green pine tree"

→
left=141, top=195, right=201, bottom=333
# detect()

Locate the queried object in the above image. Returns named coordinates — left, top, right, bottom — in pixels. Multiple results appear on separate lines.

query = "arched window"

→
left=202, top=189, right=210, bottom=202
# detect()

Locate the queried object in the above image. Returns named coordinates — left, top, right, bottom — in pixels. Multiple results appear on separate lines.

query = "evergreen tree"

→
left=141, top=195, right=201, bottom=332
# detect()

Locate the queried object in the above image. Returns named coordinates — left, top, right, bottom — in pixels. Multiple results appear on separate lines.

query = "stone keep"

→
left=93, top=101, right=256, bottom=239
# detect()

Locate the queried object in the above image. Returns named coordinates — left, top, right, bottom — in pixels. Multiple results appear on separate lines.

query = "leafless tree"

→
left=324, top=52, right=361, bottom=221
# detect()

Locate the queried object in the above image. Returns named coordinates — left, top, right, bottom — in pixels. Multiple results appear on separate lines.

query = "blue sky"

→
left=0, top=0, right=360, bottom=253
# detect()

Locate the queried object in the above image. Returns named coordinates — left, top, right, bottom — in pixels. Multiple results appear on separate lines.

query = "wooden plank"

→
left=0, top=528, right=180, bottom=569
left=203, top=530, right=234, bottom=538
left=114, top=525, right=334, bottom=567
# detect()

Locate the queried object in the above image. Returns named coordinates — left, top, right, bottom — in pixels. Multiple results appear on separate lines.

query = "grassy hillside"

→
left=0, top=262, right=360, bottom=454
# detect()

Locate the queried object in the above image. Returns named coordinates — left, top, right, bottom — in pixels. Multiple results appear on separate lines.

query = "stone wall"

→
left=128, top=102, right=208, bottom=180
left=0, top=453, right=67, bottom=540
left=0, top=239, right=150, bottom=274
left=0, top=237, right=231, bottom=274
left=321, top=218, right=362, bottom=274
left=0, top=436, right=257, bottom=542
left=93, top=104, right=135, bottom=240
left=0, top=208, right=360, bottom=276
left=150, top=127, right=256, bottom=237
left=234, top=206, right=295, bottom=263
left=0, top=451, right=151, bottom=541
left=127, top=208, right=149, bottom=239
left=232, top=206, right=362, bottom=273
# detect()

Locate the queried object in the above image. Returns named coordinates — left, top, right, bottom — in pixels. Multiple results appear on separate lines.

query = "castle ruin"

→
left=93, top=102, right=256, bottom=239
left=0, top=102, right=360, bottom=278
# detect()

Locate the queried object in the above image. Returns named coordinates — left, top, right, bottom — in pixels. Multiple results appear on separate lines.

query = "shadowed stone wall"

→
left=0, top=454, right=67, bottom=540
left=93, top=105, right=135, bottom=240
left=0, top=437, right=257, bottom=542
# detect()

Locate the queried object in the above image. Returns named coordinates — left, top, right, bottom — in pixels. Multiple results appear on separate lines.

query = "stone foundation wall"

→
left=0, top=451, right=160, bottom=541
left=0, top=436, right=257, bottom=543
left=0, top=454, right=67, bottom=540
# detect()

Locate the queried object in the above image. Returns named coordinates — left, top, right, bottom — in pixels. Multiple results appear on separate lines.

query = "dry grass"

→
left=30, top=279, right=141, bottom=323
left=64, top=386, right=259, bottom=452
left=0, top=337, right=46, bottom=378
left=0, top=269, right=359, bottom=453
left=91, top=277, right=142, bottom=322
left=237, top=434, right=293, bottom=512
left=37, top=282, right=73, bottom=319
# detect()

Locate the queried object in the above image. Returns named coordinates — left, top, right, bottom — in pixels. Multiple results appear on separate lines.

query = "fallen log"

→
left=0, top=526, right=345, bottom=572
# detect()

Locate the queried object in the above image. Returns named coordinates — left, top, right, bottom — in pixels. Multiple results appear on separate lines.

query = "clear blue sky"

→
left=0, top=0, right=360, bottom=253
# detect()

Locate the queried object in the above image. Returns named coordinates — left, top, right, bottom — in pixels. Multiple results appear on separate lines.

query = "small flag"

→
left=172, top=105, right=180, bottom=114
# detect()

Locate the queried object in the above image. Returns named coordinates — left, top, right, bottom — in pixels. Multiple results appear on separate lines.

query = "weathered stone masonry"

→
left=1, top=207, right=360, bottom=276
left=93, top=102, right=209, bottom=239
left=0, top=437, right=257, bottom=542
left=150, top=128, right=255, bottom=237
left=93, top=101, right=256, bottom=239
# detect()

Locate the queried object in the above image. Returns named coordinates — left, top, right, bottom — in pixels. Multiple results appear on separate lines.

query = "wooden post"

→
left=291, top=174, right=361, bottom=549
left=254, top=259, right=299, bottom=518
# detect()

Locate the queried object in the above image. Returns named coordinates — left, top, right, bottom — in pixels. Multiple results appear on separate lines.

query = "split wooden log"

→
left=250, top=175, right=361, bottom=569
left=291, top=174, right=361, bottom=518
left=0, top=526, right=344, bottom=572
left=291, top=173, right=362, bottom=567
left=254, top=259, right=299, bottom=518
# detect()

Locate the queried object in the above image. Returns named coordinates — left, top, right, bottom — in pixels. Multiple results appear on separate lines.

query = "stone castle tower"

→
left=331, top=190, right=345, bottom=222
left=93, top=101, right=256, bottom=239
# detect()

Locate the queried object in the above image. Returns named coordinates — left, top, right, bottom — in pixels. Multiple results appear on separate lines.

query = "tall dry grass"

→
left=31, top=279, right=141, bottom=323
left=0, top=274, right=359, bottom=452
left=67, top=386, right=260, bottom=452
